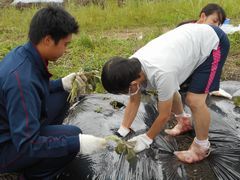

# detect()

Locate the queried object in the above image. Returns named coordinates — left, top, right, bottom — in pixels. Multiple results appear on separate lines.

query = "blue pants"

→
left=1, top=91, right=82, bottom=179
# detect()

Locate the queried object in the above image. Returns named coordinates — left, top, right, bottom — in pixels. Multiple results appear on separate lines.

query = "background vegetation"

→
left=0, top=0, right=240, bottom=92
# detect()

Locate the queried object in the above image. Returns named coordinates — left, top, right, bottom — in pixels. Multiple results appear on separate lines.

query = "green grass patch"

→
left=1, top=0, right=240, bottom=85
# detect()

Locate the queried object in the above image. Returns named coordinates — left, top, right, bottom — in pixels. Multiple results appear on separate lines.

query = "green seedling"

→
left=233, top=96, right=240, bottom=107
left=83, top=70, right=101, bottom=93
left=105, top=135, right=136, bottom=161
left=94, top=106, right=103, bottom=113
left=67, top=77, right=80, bottom=103
left=67, top=70, right=101, bottom=103
left=110, top=101, right=125, bottom=109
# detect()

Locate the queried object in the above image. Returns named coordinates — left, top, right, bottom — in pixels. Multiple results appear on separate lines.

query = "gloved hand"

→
left=62, top=73, right=87, bottom=92
left=116, top=125, right=133, bottom=137
left=79, top=134, right=107, bottom=155
left=165, top=112, right=192, bottom=136
left=128, top=133, right=153, bottom=153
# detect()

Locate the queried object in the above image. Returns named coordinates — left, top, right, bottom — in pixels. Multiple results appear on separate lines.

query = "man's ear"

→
left=42, top=35, right=54, bottom=47
left=130, top=80, right=140, bottom=87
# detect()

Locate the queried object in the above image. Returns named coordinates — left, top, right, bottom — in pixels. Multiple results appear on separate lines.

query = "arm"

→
left=128, top=96, right=173, bottom=153
left=147, top=72, right=179, bottom=138
left=5, top=72, right=79, bottom=158
left=122, top=93, right=141, bottom=128
left=49, top=79, right=64, bottom=93
left=117, top=93, right=141, bottom=137
left=128, top=73, right=179, bottom=152
left=146, top=97, right=173, bottom=139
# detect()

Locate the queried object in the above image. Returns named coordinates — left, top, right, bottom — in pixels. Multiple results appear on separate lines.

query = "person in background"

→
left=101, top=23, right=229, bottom=163
left=177, top=3, right=226, bottom=27
left=178, top=4, right=232, bottom=98
left=0, top=6, right=106, bottom=179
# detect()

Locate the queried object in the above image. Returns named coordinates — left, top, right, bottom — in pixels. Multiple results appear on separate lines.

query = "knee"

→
left=63, top=125, right=82, bottom=136
left=185, top=95, right=193, bottom=107
left=70, top=125, right=82, bottom=135
left=185, top=95, right=206, bottom=110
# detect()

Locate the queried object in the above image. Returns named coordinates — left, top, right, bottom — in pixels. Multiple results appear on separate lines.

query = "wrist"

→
left=62, top=77, right=70, bottom=91
left=145, top=133, right=153, bottom=143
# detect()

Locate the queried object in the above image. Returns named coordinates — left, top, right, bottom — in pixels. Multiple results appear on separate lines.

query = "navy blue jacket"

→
left=0, top=42, right=79, bottom=158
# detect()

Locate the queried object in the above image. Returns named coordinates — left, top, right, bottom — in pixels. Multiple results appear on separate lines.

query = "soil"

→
left=222, top=53, right=240, bottom=81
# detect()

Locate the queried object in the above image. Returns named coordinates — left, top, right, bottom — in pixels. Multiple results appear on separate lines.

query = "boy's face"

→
left=46, top=34, right=72, bottom=61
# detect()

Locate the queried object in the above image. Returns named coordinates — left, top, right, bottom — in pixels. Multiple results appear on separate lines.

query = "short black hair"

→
left=200, top=3, right=226, bottom=25
left=101, top=57, right=142, bottom=94
left=28, top=6, right=79, bottom=45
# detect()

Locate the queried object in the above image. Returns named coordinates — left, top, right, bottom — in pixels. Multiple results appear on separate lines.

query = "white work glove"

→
left=62, top=73, right=87, bottom=92
left=117, top=125, right=131, bottom=137
left=128, top=133, right=153, bottom=153
left=79, top=134, right=107, bottom=155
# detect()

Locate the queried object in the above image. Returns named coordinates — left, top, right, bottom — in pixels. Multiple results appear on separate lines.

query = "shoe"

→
left=165, top=113, right=192, bottom=136
left=174, top=140, right=210, bottom=163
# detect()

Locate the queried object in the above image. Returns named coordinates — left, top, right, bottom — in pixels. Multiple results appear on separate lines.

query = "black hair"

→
left=28, top=6, right=79, bottom=45
left=101, top=57, right=142, bottom=94
left=199, top=3, right=226, bottom=25
left=177, top=3, right=226, bottom=27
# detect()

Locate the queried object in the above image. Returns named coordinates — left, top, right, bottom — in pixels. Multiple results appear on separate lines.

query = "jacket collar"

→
left=24, top=41, right=52, bottom=78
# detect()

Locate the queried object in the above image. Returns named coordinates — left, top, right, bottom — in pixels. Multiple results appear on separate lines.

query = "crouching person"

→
left=0, top=6, right=106, bottom=179
left=101, top=23, right=229, bottom=163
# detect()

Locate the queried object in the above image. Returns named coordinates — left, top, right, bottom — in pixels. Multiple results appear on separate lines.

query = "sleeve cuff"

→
left=50, top=79, right=64, bottom=92
left=67, top=136, right=80, bottom=154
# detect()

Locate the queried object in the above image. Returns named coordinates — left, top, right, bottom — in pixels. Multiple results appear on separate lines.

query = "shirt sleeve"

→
left=4, top=71, right=79, bottom=158
left=49, top=79, right=64, bottom=93
left=200, top=26, right=220, bottom=55
left=155, top=72, right=180, bottom=101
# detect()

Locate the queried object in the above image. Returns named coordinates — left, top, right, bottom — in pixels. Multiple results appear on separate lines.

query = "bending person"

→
left=177, top=3, right=226, bottom=27
left=101, top=23, right=229, bottom=163
left=178, top=4, right=232, bottom=99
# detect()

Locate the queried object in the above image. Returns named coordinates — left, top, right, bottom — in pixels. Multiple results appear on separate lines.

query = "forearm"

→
left=147, top=97, right=173, bottom=139
left=122, top=94, right=141, bottom=128
left=11, top=131, right=80, bottom=158
left=146, top=114, right=169, bottom=139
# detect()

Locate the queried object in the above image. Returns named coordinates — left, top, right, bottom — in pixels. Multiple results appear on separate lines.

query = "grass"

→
left=1, top=0, right=240, bottom=87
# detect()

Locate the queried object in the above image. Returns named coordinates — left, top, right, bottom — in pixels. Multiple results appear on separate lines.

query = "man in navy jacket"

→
left=0, top=6, right=106, bottom=179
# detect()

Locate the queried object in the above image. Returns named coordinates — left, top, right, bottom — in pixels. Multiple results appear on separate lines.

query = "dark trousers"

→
left=180, top=25, right=229, bottom=93
left=1, top=91, right=82, bottom=180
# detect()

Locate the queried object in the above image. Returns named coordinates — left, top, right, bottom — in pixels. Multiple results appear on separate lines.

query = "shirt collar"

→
left=24, top=41, right=52, bottom=78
